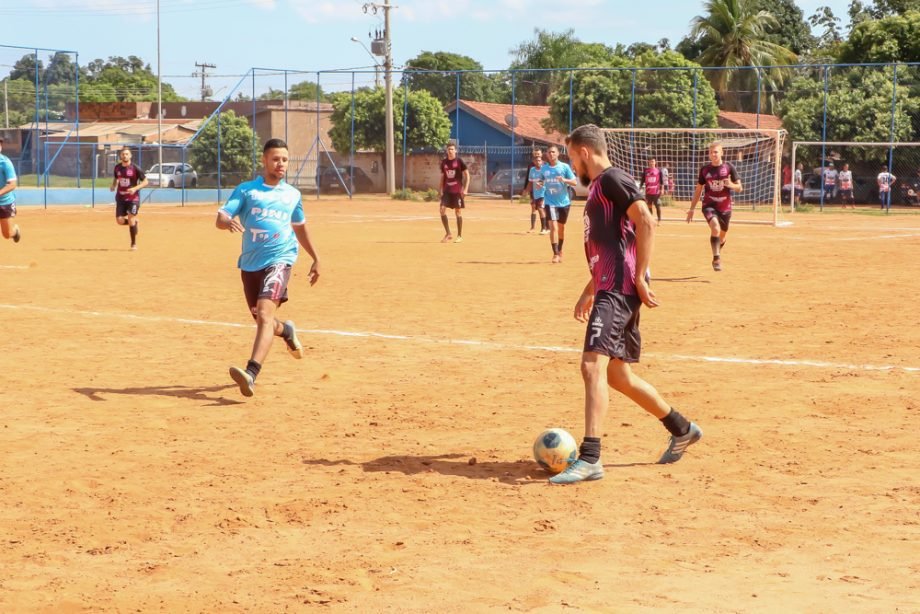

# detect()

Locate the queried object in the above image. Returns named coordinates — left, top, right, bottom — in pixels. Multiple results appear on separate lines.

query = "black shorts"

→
left=116, top=199, right=140, bottom=218
left=440, top=192, right=465, bottom=209
left=241, top=263, right=292, bottom=316
left=583, top=291, right=642, bottom=362
left=0, top=203, right=16, bottom=219
left=545, top=205, right=570, bottom=225
left=646, top=193, right=660, bottom=206
left=531, top=197, right=545, bottom=209
left=702, top=205, right=731, bottom=231
left=839, top=189, right=854, bottom=200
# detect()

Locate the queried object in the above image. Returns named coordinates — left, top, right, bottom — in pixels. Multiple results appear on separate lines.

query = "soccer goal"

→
left=791, top=141, right=920, bottom=210
left=603, top=128, right=788, bottom=226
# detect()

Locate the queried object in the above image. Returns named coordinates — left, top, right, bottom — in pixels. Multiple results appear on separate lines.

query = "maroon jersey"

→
left=584, top=167, right=644, bottom=296
left=114, top=163, right=145, bottom=202
left=698, top=162, right=739, bottom=211
left=643, top=167, right=662, bottom=195
left=440, top=157, right=467, bottom=194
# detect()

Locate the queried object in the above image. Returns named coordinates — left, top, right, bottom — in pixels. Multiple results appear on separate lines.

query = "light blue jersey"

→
left=528, top=165, right=546, bottom=199
left=540, top=161, right=574, bottom=207
left=219, top=177, right=305, bottom=272
left=0, top=154, right=17, bottom=206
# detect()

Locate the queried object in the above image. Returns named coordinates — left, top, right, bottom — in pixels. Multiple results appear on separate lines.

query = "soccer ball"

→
left=533, top=428, right=578, bottom=474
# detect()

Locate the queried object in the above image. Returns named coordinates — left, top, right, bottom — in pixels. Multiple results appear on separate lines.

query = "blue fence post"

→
left=455, top=72, right=461, bottom=144
left=316, top=71, right=322, bottom=198
left=510, top=70, right=516, bottom=196
left=251, top=71, right=257, bottom=181
left=284, top=70, right=289, bottom=146
left=33, top=49, right=40, bottom=187
left=568, top=71, right=574, bottom=134
left=756, top=67, right=762, bottom=127
left=349, top=72, right=356, bottom=198
left=402, top=77, right=408, bottom=191
left=75, top=51, right=81, bottom=189
left=692, top=71, right=698, bottom=128
left=217, top=112, right=222, bottom=202
left=630, top=69, right=637, bottom=128
left=886, top=63, right=899, bottom=213
left=819, top=65, right=830, bottom=212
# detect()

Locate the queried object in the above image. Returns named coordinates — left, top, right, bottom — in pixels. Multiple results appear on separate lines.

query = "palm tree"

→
left=690, top=0, right=798, bottom=113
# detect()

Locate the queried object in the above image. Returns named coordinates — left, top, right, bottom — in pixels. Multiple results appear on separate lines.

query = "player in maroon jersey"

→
left=641, top=157, right=663, bottom=225
left=110, top=148, right=148, bottom=251
left=547, top=124, right=702, bottom=485
left=686, top=142, right=743, bottom=271
left=438, top=143, right=470, bottom=243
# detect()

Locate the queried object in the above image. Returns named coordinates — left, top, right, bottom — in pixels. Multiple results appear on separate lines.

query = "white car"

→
left=146, top=163, right=198, bottom=188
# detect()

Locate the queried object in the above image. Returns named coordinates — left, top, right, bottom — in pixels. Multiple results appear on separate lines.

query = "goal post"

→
left=791, top=141, right=920, bottom=211
left=601, top=128, right=788, bottom=226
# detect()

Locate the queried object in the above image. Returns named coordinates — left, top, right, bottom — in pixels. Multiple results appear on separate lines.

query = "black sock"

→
left=710, top=235, right=719, bottom=257
left=441, top=214, right=450, bottom=235
left=542, top=218, right=548, bottom=231
left=660, top=408, right=690, bottom=437
left=551, top=242, right=559, bottom=255
left=579, top=437, right=601, bottom=464
left=558, top=238, right=564, bottom=253
left=457, top=217, right=462, bottom=237
left=530, top=213, right=536, bottom=229
left=129, top=223, right=138, bottom=245
left=246, top=359, right=262, bottom=381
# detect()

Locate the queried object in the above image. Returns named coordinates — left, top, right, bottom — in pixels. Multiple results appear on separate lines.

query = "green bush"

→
left=391, top=188, right=421, bottom=201
left=422, top=188, right=440, bottom=202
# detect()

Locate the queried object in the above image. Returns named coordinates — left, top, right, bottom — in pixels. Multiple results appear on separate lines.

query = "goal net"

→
left=602, top=128, right=787, bottom=226
left=791, top=141, right=920, bottom=210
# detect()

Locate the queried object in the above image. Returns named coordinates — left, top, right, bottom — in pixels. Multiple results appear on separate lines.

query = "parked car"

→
left=800, top=173, right=876, bottom=204
left=487, top=167, right=588, bottom=200
left=146, top=163, right=198, bottom=188
left=317, top=166, right=375, bottom=193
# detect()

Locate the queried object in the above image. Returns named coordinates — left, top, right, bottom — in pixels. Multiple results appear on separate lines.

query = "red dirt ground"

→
left=0, top=197, right=917, bottom=612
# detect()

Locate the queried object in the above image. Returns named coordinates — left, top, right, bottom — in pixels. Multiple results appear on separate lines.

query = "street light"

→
left=350, top=37, right=381, bottom=88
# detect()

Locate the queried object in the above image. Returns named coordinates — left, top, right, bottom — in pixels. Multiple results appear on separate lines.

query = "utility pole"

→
left=194, top=61, right=216, bottom=102
left=363, top=1, right=396, bottom=195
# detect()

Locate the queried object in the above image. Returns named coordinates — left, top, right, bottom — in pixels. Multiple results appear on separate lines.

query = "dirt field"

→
left=0, top=197, right=917, bottom=613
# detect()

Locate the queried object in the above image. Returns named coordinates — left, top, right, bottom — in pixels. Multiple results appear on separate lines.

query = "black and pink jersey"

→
left=642, top=167, right=662, bottom=195
left=698, top=162, right=739, bottom=211
left=114, top=163, right=145, bottom=202
left=584, top=167, right=644, bottom=297
left=440, top=157, right=467, bottom=194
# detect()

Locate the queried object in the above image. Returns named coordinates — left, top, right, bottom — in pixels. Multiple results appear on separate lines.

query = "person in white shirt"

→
left=837, top=163, right=855, bottom=209
left=877, top=166, right=897, bottom=209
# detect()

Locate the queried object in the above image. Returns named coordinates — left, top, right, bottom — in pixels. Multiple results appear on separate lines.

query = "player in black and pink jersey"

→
left=110, top=147, right=148, bottom=251
left=686, top=141, right=743, bottom=271
left=438, top=142, right=469, bottom=243
left=547, top=124, right=702, bottom=485
left=641, top=157, right=663, bottom=225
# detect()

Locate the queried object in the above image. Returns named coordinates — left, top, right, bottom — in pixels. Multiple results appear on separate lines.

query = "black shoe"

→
left=12, top=225, right=20, bottom=243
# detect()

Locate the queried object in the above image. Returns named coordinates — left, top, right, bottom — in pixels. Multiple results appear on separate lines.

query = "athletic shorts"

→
left=545, top=205, right=570, bottom=225
left=440, top=192, right=464, bottom=209
left=0, top=203, right=16, bottom=219
left=531, top=197, right=544, bottom=209
left=646, top=193, right=660, bottom=206
left=116, top=199, right=140, bottom=218
left=583, top=290, right=642, bottom=362
left=241, top=263, right=292, bottom=316
left=702, top=205, right=731, bottom=231
left=839, top=189, right=853, bottom=200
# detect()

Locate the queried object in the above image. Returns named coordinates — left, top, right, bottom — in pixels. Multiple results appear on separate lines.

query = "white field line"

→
left=0, top=265, right=29, bottom=269
left=0, top=303, right=916, bottom=374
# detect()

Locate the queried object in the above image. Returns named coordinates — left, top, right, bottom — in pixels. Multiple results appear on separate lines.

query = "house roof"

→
left=446, top=99, right=567, bottom=146
left=717, top=111, right=784, bottom=131
left=28, top=119, right=204, bottom=144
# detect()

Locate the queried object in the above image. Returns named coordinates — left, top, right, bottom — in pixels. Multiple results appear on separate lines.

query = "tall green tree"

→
left=689, top=0, right=798, bottom=112
left=838, top=10, right=920, bottom=62
left=77, top=56, right=183, bottom=102
left=328, top=87, right=450, bottom=154
left=402, top=51, right=500, bottom=106
left=545, top=50, right=719, bottom=132
left=509, top=29, right=617, bottom=105
left=189, top=110, right=256, bottom=186
left=288, top=80, right=327, bottom=102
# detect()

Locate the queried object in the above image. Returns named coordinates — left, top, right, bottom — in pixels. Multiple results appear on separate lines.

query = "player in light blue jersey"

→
left=216, top=138, right=320, bottom=397
left=540, top=145, right=577, bottom=263
left=0, top=136, right=22, bottom=245
left=522, top=149, right=548, bottom=234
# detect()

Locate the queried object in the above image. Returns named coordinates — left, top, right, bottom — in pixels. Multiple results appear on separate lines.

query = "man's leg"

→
left=454, top=209, right=463, bottom=242
left=548, top=218, right=561, bottom=262
left=708, top=217, right=722, bottom=271
left=0, top=217, right=12, bottom=240
left=127, top=213, right=138, bottom=249
left=439, top=204, right=452, bottom=241
left=556, top=222, right=566, bottom=260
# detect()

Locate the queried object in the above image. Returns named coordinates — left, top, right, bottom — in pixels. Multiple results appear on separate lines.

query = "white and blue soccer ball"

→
left=533, top=428, right=578, bottom=474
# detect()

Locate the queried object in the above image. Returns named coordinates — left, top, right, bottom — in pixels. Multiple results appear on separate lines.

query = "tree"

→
left=189, top=110, right=256, bottom=187
left=837, top=10, right=920, bottom=62
left=509, top=29, right=618, bottom=105
left=45, top=52, right=78, bottom=85
left=402, top=51, right=500, bottom=106
left=688, top=0, right=798, bottom=112
left=545, top=50, right=720, bottom=132
left=849, top=0, right=920, bottom=21
left=808, top=6, right=844, bottom=57
left=289, top=80, right=326, bottom=102
left=328, top=87, right=451, bottom=154
left=750, top=0, right=816, bottom=54
left=9, top=54, right=43, bottom=83
left=778, top=67, right=919, bottom=162
left=78, top=56, right=184, bottom=102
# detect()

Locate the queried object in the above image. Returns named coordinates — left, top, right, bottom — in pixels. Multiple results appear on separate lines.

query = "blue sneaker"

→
left=283, top=320, right=303, bottom=359
left=548, top=459, right=604, bottom=484
left=229, top=366, right=255, bottom=397
left=658, top=422, right=702, bottom=464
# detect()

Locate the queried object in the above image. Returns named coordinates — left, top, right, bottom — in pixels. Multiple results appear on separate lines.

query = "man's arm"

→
left=574, top=278, right=595, bottom=322
left=0, top=178, right=17, bottom=199
left=215, top=210, right=243, bottom=232
left=462, top=169, right=470, bottom=195
left=293, top=223, right=320, bottom=286
left=627, top=199, right=658, bottom=309
left=727, top=165, right=743, bottom=192
left=686, top=183, right=704, bottom=222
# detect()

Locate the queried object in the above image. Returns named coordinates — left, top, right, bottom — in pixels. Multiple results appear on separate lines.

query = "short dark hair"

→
left=263, top=138, right=288, bottom=153
left=566, top=124, right=606, bottom=154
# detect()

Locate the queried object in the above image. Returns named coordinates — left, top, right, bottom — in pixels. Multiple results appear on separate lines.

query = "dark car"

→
left=488, top=167, right=586, bottom=200
left=317, top=166, right=375, bottom=193
left=801, top=173, right=877, bottom=204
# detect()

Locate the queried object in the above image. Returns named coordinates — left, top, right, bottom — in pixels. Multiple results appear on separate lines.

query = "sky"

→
left=1, top=0, right=853, bottom=101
